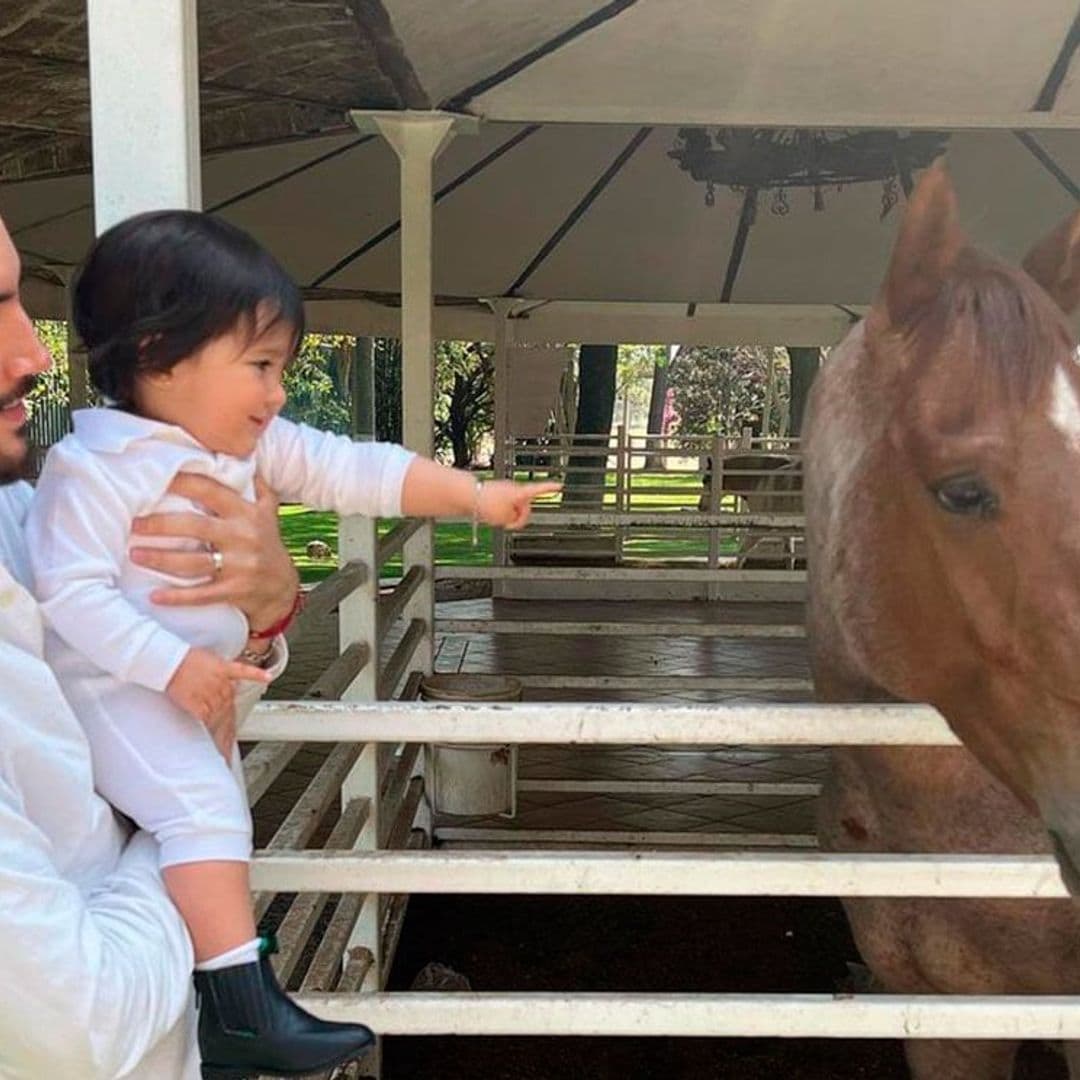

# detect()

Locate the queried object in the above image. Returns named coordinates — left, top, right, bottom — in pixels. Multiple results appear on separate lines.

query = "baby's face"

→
left=138, top=316, right=294, bottom=457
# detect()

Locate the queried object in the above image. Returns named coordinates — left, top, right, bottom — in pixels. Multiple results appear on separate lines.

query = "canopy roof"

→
left=3, top=1, right=1079, bottom=338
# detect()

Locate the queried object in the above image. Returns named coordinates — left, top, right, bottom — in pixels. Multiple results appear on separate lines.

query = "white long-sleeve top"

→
left=27, top=410, right=415, bottom=693
left=0, top=482, right=198, bottom=1079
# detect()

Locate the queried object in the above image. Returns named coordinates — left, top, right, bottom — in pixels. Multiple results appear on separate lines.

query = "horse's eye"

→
left=932, top=475, right=999, bottom=518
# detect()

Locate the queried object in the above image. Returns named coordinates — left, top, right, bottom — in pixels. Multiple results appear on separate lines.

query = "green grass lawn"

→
left=279, top=505, right=495, bottom=582
left=279, top=470, right=731, bottom=583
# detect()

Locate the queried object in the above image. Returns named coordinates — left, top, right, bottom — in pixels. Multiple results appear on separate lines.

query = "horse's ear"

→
left=1021, top=209, right=1080, bottom=314
left=877, top=159, right=965, bottom=328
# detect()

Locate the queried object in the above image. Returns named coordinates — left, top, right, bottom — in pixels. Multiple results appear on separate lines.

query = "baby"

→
left=27, top=210, right=555, bottom=1079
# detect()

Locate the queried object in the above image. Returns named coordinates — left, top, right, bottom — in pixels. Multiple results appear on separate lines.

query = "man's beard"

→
left=0, top=375, right=40, bottom=485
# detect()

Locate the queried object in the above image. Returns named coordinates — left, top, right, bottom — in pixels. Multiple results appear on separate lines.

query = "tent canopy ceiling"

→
left=389, top=0, right=1080, bottom=128
left=9, top=126, right=1079, bottom=313
left=2, top=1, right=1079, bottom=333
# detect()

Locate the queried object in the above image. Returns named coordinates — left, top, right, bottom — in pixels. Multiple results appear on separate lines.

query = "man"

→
left=0, top=214, right=299, bottom=1078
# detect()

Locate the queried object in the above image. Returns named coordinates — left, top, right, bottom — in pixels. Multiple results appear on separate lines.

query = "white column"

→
left=487, top=299, right=521, bottom=581
left=87, top=0, right=201, bottom=232
left=350, top=111, right=478, bottom=678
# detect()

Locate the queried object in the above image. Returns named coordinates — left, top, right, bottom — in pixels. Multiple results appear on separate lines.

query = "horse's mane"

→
left=913, top=248, right=1076, bottom=403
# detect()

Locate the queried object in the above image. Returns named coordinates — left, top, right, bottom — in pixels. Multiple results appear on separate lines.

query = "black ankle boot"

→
left=195, top=937, right=374, bottom=1079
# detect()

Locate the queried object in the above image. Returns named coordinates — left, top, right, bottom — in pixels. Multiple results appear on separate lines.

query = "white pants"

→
left=70, top=674, right=252, bottom=869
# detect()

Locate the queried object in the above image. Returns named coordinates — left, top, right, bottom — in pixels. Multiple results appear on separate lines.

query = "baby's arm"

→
left=257, top=417, right=416, bottom=517
left=257, top=417, right=558, bottom=523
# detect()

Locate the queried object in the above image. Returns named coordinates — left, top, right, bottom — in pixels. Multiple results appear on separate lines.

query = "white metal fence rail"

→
left=242, top=700, right=1079, bottom=1042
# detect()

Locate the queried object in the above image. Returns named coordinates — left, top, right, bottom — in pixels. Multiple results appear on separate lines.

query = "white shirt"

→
left=28, top=411, right=415, bottom=692
left=0, top=482, right=198, bottom=1079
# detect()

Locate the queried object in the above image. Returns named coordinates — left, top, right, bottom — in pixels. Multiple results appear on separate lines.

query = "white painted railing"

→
left=241, top=701, right=1079, bottom=1046
left=503, top=429, right=806, bottom=600
left=257, top=525, right=431, bottom=1028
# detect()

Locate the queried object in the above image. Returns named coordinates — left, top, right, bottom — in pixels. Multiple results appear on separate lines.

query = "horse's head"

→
left=806, top=163, right=1080, bottom=888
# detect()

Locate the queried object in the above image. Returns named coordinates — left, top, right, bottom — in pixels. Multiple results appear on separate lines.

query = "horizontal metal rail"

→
left=434, top=828, right=817, bottom=849
left=245, top=702, right=949, bottom=747
left=513, top=675, right=813, bottom=691
left=250, top=850, right=1068, bottom=898
left=437, top=566, right=807, bottom=582
left=516, top=779, right=821, bottom=797
left=436, top=619, right=805, bottom=638
left=252, top=743, right=364, bottom=923
left=527, top=511, right=805, bottom=527
left=291, top=992, right=1080, bottom=1040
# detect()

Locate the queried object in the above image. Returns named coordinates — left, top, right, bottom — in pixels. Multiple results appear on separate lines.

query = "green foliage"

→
left=276, top=334, right=404, bottom=443
left=27, top=321, right=69, bottom=411
left=374, top=338, right=402, bottom=444
left=281, top=334, right=352, bottom=434
left=667, top=345, right=790, bottom=438
left=616, top=344, right=664, bottom=412
left=434, top=340, right=492, bottom=467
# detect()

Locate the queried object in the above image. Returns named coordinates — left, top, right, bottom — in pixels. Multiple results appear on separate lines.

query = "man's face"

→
left=0, top=218, right=51, bottom=484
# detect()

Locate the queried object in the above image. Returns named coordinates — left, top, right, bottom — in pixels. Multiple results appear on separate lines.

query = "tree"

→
left=562, top=343, right=617, bottom=507
left=281, top=335, right=352, bottom=434
left=615, top=343, right=660, bottom=424
left=643, top=345, right=676, bottom=469
left=373, top=338, right=402, bottom=444
left=667, top=345, right=790, bottom=438
left=787, top=346, right=821, bottom=437
left=434, top=341, right=493, bottom=468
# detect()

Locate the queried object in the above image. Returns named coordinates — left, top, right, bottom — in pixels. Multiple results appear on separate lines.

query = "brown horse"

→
left=805, top=161, right=1080, bottom=1079
left=699, top=453, right=804, bottom=567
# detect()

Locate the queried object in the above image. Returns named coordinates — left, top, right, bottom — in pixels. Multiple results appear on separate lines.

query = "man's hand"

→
left=129, top=473, right=299, bottom=631
left=165, top=647, right=271, bottom=758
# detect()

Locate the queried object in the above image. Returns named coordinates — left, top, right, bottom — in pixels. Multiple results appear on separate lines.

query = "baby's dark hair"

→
left=73, top=210, right=304, bottom=407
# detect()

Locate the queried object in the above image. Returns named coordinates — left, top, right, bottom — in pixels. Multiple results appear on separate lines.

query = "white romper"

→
left=26, top=409, right=414, bottom=868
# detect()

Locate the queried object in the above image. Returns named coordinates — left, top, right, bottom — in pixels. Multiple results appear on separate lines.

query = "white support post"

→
left=351, top=111, right=478, bottom=677
left=614, top=424, right=627, bottom=563
left=487, top=299, right=525, bottom=595
left=338, top=514, right=379, bottom=703
left=338, top=515, right=382, bottom=1067
left=87, top=0, right=201, bottom=231
left=340, top=740, right=382, bottom=1074
left=707, top=434, right=723, bottom=601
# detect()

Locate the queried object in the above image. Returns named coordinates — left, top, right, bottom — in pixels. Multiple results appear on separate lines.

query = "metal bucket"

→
left=419, top=674, right=522, bottom=817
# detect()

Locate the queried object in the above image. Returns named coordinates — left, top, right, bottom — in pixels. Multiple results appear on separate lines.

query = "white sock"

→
left=194, top=937, right=261, bottom=972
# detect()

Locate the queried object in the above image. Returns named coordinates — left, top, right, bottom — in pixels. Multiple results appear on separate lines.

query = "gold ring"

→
left=210, top=547, right=224, bottom=576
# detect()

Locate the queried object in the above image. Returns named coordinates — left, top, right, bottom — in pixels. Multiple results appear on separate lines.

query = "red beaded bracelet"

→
left=248, top=590, right=304, bottom=640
